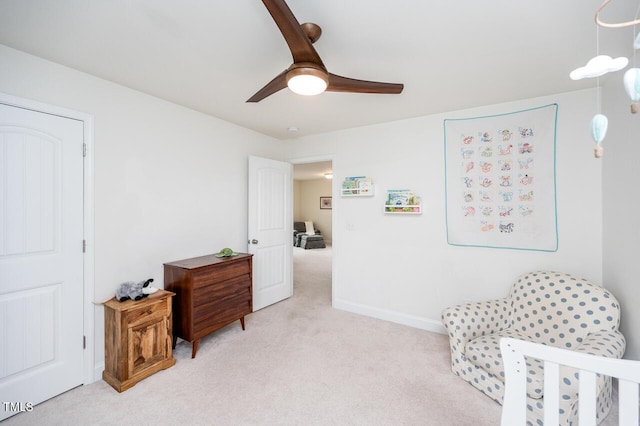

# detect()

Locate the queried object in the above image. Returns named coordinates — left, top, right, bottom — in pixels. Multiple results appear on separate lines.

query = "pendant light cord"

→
left=596, top=24, right=602, bottom=114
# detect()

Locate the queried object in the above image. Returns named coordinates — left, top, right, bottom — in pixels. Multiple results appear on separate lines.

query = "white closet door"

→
left=0, top=103, right=84, bottom=420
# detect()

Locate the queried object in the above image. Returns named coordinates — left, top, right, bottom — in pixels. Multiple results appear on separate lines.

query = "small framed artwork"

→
left=320, top=196, right=332, bottom=209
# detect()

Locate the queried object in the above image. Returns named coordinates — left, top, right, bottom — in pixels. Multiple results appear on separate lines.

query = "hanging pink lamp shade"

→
left=623, top=68, right=640, bottom=113
left=590, top=114, right=608, bottom=158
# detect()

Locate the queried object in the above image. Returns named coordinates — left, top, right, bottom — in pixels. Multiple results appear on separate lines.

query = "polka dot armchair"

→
left=441, top=271, right=625, bottom=425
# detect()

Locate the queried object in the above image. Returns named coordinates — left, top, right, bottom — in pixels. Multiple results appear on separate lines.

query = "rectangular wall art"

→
left=320, top=196, right=332, bottom=209
left=444, top=104, right=558, bottom=251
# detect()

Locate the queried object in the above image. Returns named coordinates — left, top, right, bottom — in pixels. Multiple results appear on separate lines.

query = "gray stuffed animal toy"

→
left=115, top=278, right=158, bottom=302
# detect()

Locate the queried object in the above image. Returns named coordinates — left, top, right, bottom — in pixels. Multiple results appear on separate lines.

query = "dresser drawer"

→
left=126, top=299, right=169, bottom=327
left=193, top=292, right=251, bottom=335
left=193, top=275, right=250, bottom=305
left=194, top=283, right=251, bottom=316
left=192, top=260, right=250, bottom=288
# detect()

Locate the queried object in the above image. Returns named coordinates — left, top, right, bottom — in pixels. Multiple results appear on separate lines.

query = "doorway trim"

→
left=0, top=92, right=96, bottom=384
left=289, top=155, right=335, bottom=307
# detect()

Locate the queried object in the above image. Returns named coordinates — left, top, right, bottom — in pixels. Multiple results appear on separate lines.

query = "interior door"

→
left=0, top=103, right=84, bottom=420
left=248, top=155, right=293, bottom=310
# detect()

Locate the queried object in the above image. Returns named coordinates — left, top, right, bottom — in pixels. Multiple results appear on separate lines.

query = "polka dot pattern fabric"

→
left=441, top=271, right=626, bottom=425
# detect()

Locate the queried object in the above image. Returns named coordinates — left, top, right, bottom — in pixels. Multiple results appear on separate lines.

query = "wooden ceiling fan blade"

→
left=261, top=0, right=324, bottom=66
left=326, top=73, right=404, bottom=94
left=247, top=69, right=288, bottom=102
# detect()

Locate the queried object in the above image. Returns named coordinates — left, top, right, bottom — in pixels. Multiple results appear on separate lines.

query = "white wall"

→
left=285, top=90, right=603, bottom=334
left=294, top=178, right=333, bottom=244
left=293, top=180, right=303, bottom=220
left=0, top=44, right=285, bottom=377
left=602, top=72, right=640, bottom=359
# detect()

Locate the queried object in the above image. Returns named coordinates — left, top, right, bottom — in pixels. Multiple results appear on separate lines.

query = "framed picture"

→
left=320, top=196, right=332, bottom=209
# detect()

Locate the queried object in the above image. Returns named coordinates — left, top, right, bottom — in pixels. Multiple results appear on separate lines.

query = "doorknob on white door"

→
left=250, top=239, right=259, bottom=244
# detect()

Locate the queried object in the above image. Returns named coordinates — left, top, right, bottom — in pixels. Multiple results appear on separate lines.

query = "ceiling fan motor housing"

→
left=301, top=22, right=322, bottom=43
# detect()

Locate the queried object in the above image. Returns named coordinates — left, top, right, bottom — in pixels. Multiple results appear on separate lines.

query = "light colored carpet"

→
left=3, top=246, right=619, bottom=425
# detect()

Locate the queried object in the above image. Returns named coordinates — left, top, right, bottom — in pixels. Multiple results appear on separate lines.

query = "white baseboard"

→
left=92, top=362, right=104, bottom=383
left=333, top=298, right=446, bottom=335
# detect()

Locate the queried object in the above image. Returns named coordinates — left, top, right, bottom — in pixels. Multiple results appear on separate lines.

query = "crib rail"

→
left=500, top=337, right=640, bottom=426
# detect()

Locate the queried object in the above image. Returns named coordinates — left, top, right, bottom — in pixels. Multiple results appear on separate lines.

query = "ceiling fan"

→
left=247, top=0, right=404, bottom=102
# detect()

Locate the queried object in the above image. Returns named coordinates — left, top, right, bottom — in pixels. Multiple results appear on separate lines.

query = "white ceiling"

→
left=0, top=1, right=637, bottom=140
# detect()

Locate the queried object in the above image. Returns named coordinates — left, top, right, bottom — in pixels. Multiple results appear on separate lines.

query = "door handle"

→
left=249, top=239, right=259, bottom=244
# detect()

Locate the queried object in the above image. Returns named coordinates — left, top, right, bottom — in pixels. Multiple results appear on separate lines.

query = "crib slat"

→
left=618, top=379, right=639, bottom=426
left=500, top=339, right=529, bottom=425
left=543, top=361, right=560, bottom=426
left=578, top=370, right=597, bottom=426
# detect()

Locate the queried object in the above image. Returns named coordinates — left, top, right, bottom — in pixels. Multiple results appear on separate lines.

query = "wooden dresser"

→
left=103, top=290, right=176, bottom=392
left=163, top=253, right=253, bottom=358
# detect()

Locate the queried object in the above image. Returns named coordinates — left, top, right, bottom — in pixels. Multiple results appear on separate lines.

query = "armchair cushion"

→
left=466, top=329, right=545, bottom=399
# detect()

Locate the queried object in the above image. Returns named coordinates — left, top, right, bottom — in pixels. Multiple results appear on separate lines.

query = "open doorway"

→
left=292, top=160, right=333, bottom=306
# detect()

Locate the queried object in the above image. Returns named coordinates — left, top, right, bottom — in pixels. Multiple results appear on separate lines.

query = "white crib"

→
left=500, top=337, right=640, bottom=426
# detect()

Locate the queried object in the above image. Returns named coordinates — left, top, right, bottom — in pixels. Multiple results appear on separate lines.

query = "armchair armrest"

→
left=441, top=298, right=511, bottom=372
left=558, top=330, right=626, bottom=399
left=575, top=329, right=626, bottom=358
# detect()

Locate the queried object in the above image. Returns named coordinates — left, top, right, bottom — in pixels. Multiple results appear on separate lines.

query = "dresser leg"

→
left=191, top=339, right=199, bottom=359
left=172, top=335, right=177, bottom=349
left=240, top=317, right=245, bottom=330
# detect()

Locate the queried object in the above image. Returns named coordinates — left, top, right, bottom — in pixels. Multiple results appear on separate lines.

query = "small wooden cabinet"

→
left=103, top=290, right=176, bottom=392
left=164, top=253, right=253, bottom=358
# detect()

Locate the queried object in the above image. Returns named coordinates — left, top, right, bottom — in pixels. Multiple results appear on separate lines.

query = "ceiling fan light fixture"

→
left=286, top=67, right=328, bottom=96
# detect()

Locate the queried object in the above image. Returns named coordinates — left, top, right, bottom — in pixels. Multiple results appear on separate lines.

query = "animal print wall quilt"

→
left=444, top=104, right=558, bottom=251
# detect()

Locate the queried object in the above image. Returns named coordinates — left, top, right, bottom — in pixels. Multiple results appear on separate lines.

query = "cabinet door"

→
left=128, top=317, right=170, bottom=378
